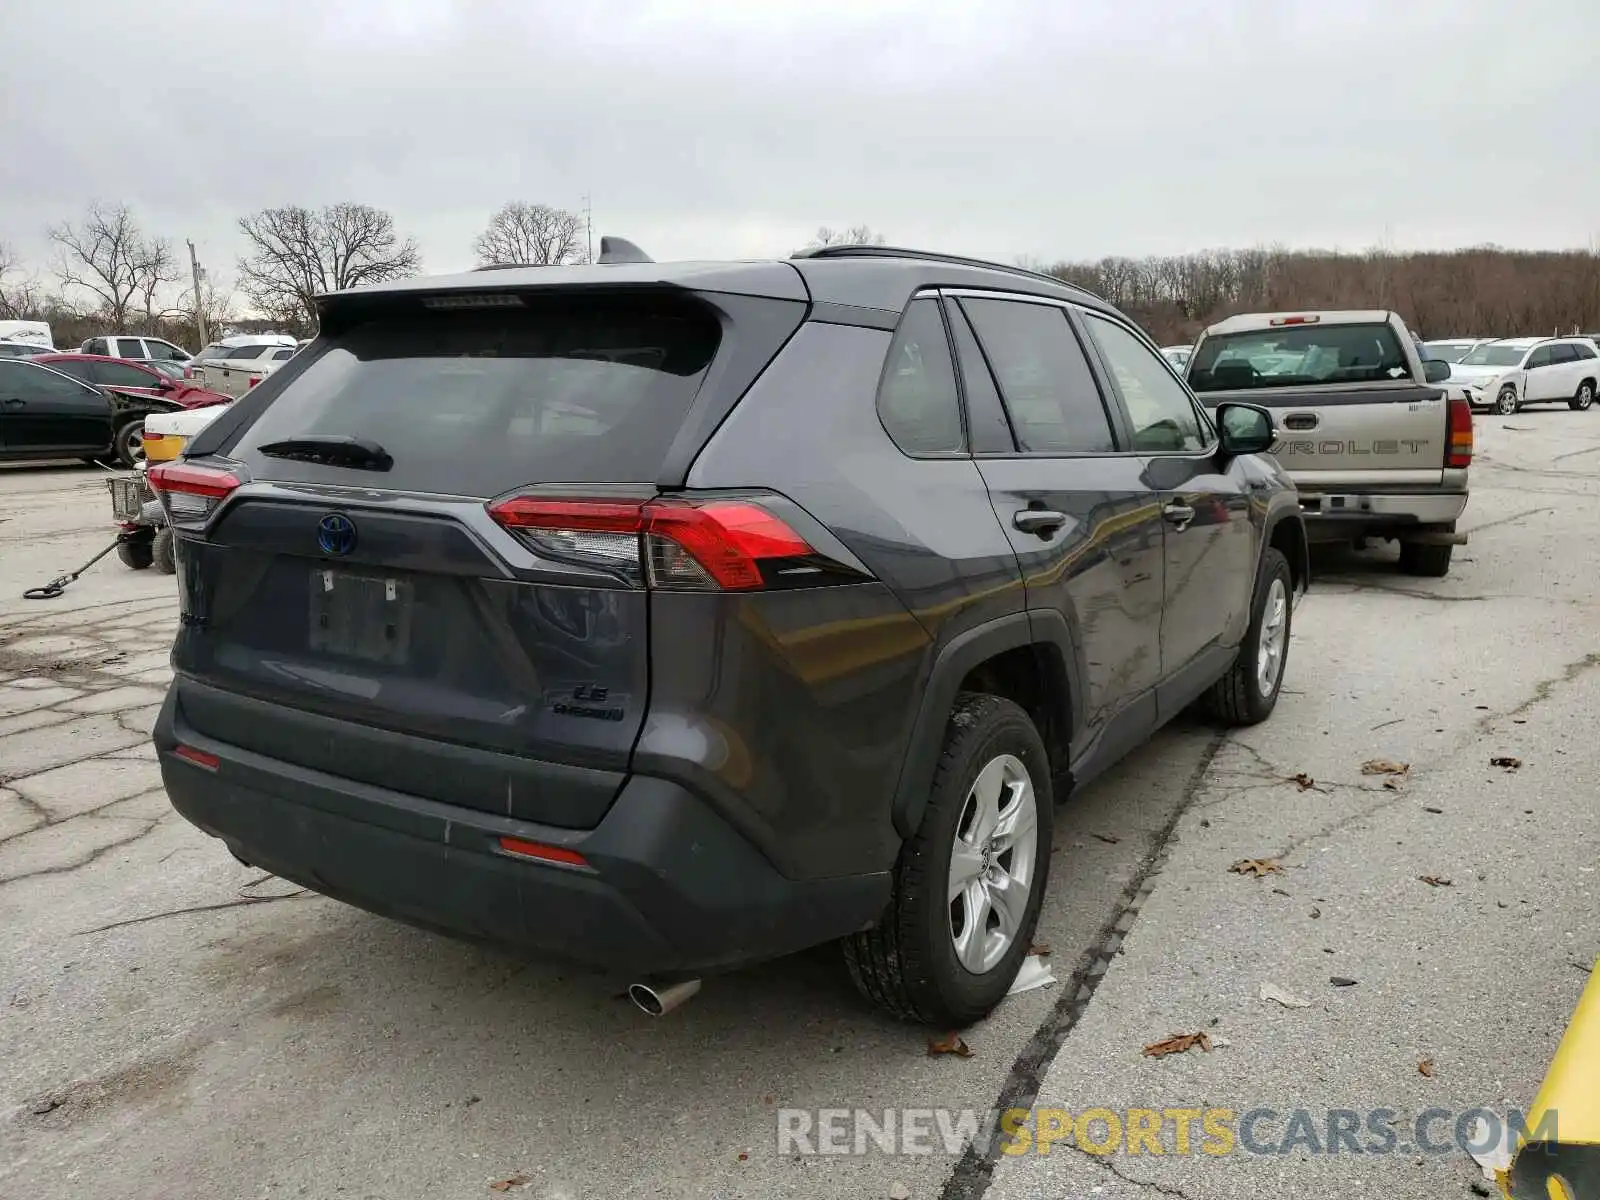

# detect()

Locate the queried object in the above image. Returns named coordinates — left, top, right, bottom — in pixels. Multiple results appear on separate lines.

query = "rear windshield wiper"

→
left=256, top=435, right=393, bottom=472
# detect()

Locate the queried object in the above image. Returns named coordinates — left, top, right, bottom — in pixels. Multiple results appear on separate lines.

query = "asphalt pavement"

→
left=1, top=413, right=1596, bottom=1200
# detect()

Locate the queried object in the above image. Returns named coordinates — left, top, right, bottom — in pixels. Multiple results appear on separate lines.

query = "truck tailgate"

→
left=1206, top=382, right=1447, bottom=488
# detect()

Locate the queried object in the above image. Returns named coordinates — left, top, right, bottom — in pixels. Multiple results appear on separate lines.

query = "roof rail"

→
left=790, top=244, right=1101, bottom=300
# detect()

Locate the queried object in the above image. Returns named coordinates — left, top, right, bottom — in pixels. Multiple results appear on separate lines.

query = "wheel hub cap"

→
left=948, top=753, right=1039, bottom=975
left=1256, top=577, right=1288, bottom=696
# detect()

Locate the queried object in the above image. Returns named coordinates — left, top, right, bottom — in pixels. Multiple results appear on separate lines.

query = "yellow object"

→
left=141, top=430, right=185, bottom=462
left=1505, top=961, right=1600, bottom=1199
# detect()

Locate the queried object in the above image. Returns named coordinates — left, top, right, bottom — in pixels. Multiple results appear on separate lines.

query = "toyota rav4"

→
left=151, top=242, right=1308, bottom=1026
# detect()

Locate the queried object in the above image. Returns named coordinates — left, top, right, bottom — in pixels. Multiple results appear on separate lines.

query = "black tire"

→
left=113, top=420, right=145, bottom=469
left=1494, top=386, right=1520, bottom=416
left=1570, top=381, right=1595, bottom=412
left=1399, top=541, right=1452, bottom=577
left=116, top=536, right=154, bottom=570
left=151, top=528, right=176, bottom=575
left=1203, top=547, right=1292, bottom=726
left=844, top=693, right=1053, bottom=1026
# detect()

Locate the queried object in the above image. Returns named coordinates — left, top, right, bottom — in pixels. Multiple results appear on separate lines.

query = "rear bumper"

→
left=154, top=687, right=890, bottom=976
left=1298, top=490, right=1468, bottom=533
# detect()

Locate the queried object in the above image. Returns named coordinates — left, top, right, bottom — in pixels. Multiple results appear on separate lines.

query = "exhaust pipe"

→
left=628, top=978, right=702, bottom=1017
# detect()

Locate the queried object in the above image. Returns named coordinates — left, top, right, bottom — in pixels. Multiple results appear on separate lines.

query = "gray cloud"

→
left=3, top=0, right=1597, bottom=292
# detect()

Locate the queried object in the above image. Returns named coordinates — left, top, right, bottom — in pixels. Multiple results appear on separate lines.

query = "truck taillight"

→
left=486, top=495, right=844, bottom=591
left=147, top=461, right=240, bottom=524
left=1446, top=395, right=1474, bottom=468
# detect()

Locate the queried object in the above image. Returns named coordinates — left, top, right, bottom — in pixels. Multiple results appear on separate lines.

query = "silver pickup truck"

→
left=1186, top=310, right=1472, bottom=577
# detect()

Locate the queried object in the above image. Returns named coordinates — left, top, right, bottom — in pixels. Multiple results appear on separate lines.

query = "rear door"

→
left=1546, top=343, right=1581, bottom=401
left=1189, top=319, right=1448, bottom=488
left=1522, top=345, right=1556, bottom=401
left=165, top=290, right=751, bottom=830
left=951, top=291, right=1165, bottom=760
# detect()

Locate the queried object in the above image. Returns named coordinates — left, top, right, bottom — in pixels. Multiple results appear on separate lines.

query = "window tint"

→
left=271, top=347, right=296, bottom=361
left=44, top=359, right=94, bottom=383
left=876, top=298, right=964, bottom=455
left=96, top=361, right=156, bottom=387
left=1084, top=315, right=1209, bottom=452
left=1549, top=343, right=1578, bottom=364
left=947, top=303, right=1016, bottom=453
left=1573, top=342, right=1598, bottom=361
left=1526, top=346, right=1552, bottom=369
left=234, top=295, right=722, bottom=497
left=959, top=298, right=1114, bottom=453
left=227, top=344, right=272, bottom=361
left=9, top=363, right=98, bottom=399
left=1190, top=322, right=1408, bottom=391
left=83, top=338, right=106, bottom=355
left=0, top=343, right=40, bottom=358
left=147, top=340, right=187, bottom=361
left=115, top=338, right=148, bottom=359
left=1461, top=343, right=1528, bottom=368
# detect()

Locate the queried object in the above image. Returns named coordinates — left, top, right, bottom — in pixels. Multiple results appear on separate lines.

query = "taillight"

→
left=147, top=461, right=240, bottom=525
left=1446, top=395, right=1474, bottom=468
left=487, top=495, right=837, bottom=591
left=247, top=376, right=260, bottom=388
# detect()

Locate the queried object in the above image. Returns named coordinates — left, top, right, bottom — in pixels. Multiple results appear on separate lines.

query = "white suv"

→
left=189, top=335, right=301, bottom=397
left=1449, top=337, right=1600, bottom=415
left=80, top=335, right=192, bottom=363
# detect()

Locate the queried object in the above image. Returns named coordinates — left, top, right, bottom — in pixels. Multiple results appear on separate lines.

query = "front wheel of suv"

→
left=844, top=693, right=1053, bottom=1026
left=1203, top=548, right=1292, bottom=727
left=1494, top=386, right=1520, bottom=416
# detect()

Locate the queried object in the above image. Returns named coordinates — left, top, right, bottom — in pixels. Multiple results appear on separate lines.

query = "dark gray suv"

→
left=151, top=243, right=1307, bottom=1026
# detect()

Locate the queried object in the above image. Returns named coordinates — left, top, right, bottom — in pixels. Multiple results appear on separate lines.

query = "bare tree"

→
left=236, top=203, right=422, bottom=331
left=0, top=241, right=43, bottom=319
left=807, top=224, right=888, bottom=249
left=173, top=278, right=238, bottom=348
left=473, top=203, right=586, bottom=267
left=133, top=237, right=182, bottom=331
left=48, top=203, right=167, bottom=328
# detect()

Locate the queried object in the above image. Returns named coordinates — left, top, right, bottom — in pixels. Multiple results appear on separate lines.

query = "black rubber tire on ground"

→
left=844, top=692, right=1054, bottom=1027
left=1202, top=547, right=1292, bottom=726
left=1494, top=386, right=1520, bottom=416
left=116, top=536, right=154, bottom=570
left=151, top=527, right=176, bottom=575
left=1399, top=541, right=1453, bottom=577
left=113, top=420, right=144, bottom=469
left=1570, top=381, right=1595, bottom=412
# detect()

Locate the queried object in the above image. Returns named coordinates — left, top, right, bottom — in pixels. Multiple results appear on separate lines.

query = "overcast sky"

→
left=4, top=0, right=1599, bottom=295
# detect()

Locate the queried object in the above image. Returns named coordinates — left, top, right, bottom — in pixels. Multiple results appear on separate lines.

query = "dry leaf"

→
left=1423, top=806, right=1443, bottom=814
left=927, top=1032, right=974, bottom=1058
left=489, top=1175, right=530, bottom=1193
left=1330, top=976, right=1358, bottom=987
left=1029, top=941, right=1051, bottom=957
left=1091, top=832, right=1120, bottom=845
left=737, top=1152, right=749, bottom=1162
left=1418, top=1058, right=1435, bottom=1078
left=1229, top=858, right=1285, bottom=878
left=1362, top=759, right=1410, bottom=776
left=1419, top=875, right=1453, bottom=887
left=1271, top=887, right=1291, bottom=897
left=1286, top=772, right=1317, bottom=790
left=1309, top=907, right=1322, bottom=919
left=1382, top=779, right=1401, bottom=791
left=1259, top=981, right=1312, bottom=1008
left=1490, top=756, right=1522, bottom=770
left=1143, top=1032, right=1213, bottom=1059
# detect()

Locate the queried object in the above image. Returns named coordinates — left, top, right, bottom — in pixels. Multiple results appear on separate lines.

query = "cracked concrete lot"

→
left=2, top=414, right=1598, bottom=1200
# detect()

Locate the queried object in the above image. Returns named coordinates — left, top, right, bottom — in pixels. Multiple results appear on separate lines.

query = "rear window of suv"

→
left=1189, top=322, right=1409, bottom=392
left=233, top=293, right=722, bottom=496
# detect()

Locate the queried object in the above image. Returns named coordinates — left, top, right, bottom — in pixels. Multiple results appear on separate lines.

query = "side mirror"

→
left=1423, top=358, right=1451, bottom=384
left=1216, top=402, right=1276, bottom=456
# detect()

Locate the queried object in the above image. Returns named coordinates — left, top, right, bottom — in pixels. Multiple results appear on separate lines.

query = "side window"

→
left=1549, top=344, right=1578, bottom=364
left=959, top=298, right=1115, bottom=453
left=148, top=340, right=187, bottom=361
left=98, top=361, right=156, bottom=387
left=946, top=303, right=1016, bottom=453
left=83, top=338, right=106, bottom=355
left=271, top=347, right=296, bottom=361
left=1082, top=314, right=1210, bottom=453
left=116, top=338, right=148, bottom=359
left=23, top=365, right=98, bottom=400
left=876, top=298, right=964, bottom=455
left=47, top=360, right=95, bottom=384
left=228, top=344, right=269, bottom=361
left=1526, top=347, right=1552, bottom=369
left=1573, top=342, right=1598, bottom=361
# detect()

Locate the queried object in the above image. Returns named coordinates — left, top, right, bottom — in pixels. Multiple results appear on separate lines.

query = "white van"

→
left=0, top=320, right=54, bottom=350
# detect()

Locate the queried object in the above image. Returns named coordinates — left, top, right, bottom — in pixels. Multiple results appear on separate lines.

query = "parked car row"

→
left=1435, top=336, right=1600, bottom=414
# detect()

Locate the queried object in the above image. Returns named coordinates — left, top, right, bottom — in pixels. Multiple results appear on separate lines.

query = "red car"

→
left=30, top=354, right=230, bottom=409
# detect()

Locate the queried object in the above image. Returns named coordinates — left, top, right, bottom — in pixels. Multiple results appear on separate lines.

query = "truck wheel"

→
left=113, top=420, right=145, bottom=469
left=116, top=536, right=154, bottom=570
left=844, top=693, right=1052, bottom=1027
left=1570, top=381, right=1595, bottom=412
left=151, top=528, right=177, bottom=575
left=1203, top=548, right=1292, bottom=726
left=1494, top=386, right=1520, bottom=416
left=1399, top=542, right=1452, bottom=577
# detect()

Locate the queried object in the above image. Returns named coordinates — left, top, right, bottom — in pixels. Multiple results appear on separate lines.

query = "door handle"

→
left=1162, top=502, right=1196, bottom=530
left=1013, top=509, right=1067, bottom=535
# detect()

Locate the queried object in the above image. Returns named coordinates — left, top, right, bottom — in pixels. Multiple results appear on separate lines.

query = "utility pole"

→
left=581, top=193, right=593, bottom=263
left=187, top=239, right=208, bottom=347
